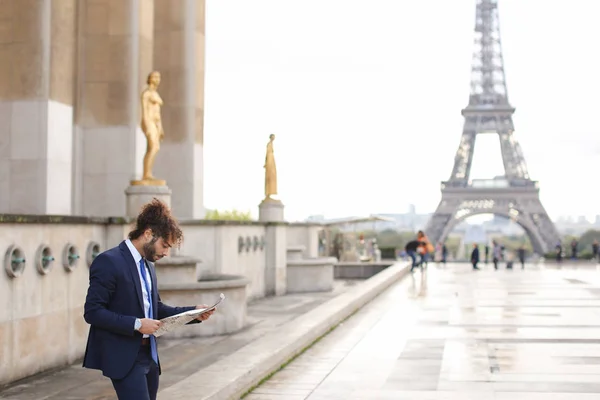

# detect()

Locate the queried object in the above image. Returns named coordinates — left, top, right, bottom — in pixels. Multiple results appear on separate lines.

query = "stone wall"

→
left=0, top=218, right=111, bottom=385
left=178, top=222, right=268, bottom=300
left=286, top=223, right=322, bottom=258
left=0, top=0, right=206, bottom=219
left=0, top=216, right=306, bottom=385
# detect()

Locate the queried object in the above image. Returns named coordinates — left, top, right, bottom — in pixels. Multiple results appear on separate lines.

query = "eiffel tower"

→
left=424, top=0, right=559, bottom=255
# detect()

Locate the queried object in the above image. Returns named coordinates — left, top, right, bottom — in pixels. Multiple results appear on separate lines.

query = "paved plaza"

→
left=247, top=262, right=600, bottom=400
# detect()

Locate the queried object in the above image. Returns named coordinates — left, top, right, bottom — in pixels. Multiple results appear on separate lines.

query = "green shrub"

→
left=204, top=209, right=253, bottom=221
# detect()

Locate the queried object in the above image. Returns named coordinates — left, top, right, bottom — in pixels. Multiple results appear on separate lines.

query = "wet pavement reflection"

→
left=247, top=262, right=600, bottom=399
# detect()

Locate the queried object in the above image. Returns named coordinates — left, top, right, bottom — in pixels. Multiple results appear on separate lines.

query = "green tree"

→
left=371, top=229, right=416, bottom=249
left=444, top=236, right=462, bottom=259
left=204, top=209, right=253, bottom=221
left=577, top=229, right=600, bottom=250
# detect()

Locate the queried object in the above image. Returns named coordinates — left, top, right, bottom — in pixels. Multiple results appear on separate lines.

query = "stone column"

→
left=264, top=224, right=287, bottom=296
left=152, top=0, right=205, bottom=218
left=0, top=0, right=76, bottom=214
left=73, top=0, right=154, bottom=216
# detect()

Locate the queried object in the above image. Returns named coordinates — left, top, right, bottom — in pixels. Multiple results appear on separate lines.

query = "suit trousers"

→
left=111, top=345, right=159, bottom=400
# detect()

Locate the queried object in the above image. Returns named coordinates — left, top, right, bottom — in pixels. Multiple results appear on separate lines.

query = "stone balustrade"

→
left=155, top=255, right=249, bottom=338
left=0, top=214, right=324, bottom=385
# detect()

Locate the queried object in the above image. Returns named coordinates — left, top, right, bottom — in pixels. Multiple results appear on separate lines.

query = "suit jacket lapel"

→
left=147, top=261, right=159, bottom=315
left=118, top=241, right=145, bottom=313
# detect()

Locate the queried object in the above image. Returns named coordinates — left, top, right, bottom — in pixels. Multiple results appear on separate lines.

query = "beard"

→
left=143, top=239, right=159, bottom=262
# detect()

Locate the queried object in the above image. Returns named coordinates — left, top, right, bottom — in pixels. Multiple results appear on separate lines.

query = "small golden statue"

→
left=131, top=71, right=166, bottom=186
left=263, top=134, right=278, bottom=201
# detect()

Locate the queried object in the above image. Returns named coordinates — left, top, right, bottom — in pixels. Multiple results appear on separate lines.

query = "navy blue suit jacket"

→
left=83, top=241, right=198, bottom=379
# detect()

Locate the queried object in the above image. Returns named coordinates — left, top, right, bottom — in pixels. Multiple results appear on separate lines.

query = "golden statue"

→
left=131, top=71, right=166, bottom=186
left=264, top=134, right=278, bottom=200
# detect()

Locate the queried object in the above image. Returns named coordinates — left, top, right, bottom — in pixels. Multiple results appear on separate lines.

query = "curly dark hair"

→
left=128, top=198, right=183, bottom=246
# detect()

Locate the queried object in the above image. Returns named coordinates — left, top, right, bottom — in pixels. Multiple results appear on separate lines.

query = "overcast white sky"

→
left=203, top=0, right=600, bottom=222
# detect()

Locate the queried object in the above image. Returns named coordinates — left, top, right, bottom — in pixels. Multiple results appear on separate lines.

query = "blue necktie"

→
left=139, top=259, right=158, bottom=365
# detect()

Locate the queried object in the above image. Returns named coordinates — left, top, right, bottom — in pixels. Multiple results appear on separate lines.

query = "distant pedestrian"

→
left=492, top=240, right=501, bottom=270
left=517, top=246, right=525, bottom=269
left=405, top=239, right=425, bottom=272
left=471, top=244, right=480, bottom=270
left=556, top=243, right=563, bottom=263
left=416, top=231, right=433, bottom=268
left=442, top=244, right=448, bottom=264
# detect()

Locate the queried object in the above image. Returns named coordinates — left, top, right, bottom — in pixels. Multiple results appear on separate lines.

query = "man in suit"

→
left=83, top=199, right=215, bottom=400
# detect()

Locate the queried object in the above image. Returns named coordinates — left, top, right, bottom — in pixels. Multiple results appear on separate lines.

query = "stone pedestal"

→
left=125, top=185, right=172, bottom=218
left=286, top=257, right=337, bottom=293
left=259, top=199, right=284, bottom=222
left=154, top=253, right=250, bottom=338
left=265, top=224, right=287, bottom=296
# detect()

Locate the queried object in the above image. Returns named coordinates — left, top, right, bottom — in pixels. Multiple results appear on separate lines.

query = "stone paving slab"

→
left=0, top=262, right=409, bottom=400
left=160, top=261, right=410, bottom=399
left=246, top=263, right=600, bottom=399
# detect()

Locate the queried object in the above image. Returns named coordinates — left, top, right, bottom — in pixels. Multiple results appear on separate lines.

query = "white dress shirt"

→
left=125, top=239, right=153, bottom=337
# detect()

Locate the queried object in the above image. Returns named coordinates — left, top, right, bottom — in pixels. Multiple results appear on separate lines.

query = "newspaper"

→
left=153, top=293, right=225, bottom=337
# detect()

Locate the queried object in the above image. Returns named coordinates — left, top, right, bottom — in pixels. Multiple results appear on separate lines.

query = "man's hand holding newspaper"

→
left=153, top=293, right=224, bottom=337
